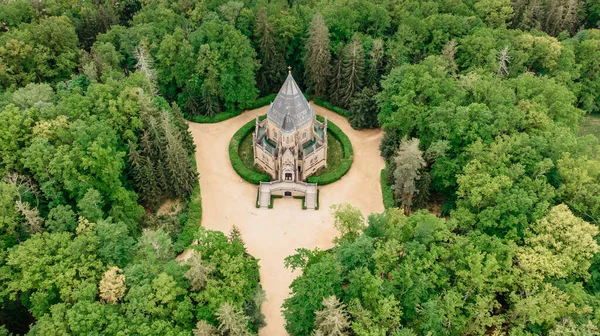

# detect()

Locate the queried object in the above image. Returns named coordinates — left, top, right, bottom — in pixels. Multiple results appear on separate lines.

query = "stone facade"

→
left=253, top=72, right=328, bottom=183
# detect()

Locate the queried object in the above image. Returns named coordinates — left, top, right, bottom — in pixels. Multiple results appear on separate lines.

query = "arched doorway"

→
left=282, top=167, right=294, bottom=181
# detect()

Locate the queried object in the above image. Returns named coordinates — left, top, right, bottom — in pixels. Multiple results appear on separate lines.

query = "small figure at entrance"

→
left=285, top=173, right=293, bottom=181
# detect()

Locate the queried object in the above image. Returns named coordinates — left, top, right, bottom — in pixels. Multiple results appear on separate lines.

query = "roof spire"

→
left=287, top=66, right=292, bottom=74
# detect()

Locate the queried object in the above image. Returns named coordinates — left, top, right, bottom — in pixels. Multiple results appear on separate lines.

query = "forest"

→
left=1, top=0, right=600, bottom=335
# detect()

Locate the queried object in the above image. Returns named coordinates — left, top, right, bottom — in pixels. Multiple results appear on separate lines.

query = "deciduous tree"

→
left=99, top=267, right=126, bottom=304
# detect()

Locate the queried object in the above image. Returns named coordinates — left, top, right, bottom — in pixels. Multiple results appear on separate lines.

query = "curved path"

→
left=187, top=104, right=385, bottom=335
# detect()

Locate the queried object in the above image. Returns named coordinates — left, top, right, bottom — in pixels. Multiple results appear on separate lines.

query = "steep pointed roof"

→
left=268, top=72, right=313, bottom=132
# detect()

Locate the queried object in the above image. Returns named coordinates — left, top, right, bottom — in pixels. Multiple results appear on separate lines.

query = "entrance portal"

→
left=285, top=173, right=293, bottom=181
left=284, top=191, right=292, bottom=197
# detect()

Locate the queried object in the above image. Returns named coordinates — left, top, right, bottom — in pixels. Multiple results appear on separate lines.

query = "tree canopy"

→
left=2, top=0, right=600, bottom=334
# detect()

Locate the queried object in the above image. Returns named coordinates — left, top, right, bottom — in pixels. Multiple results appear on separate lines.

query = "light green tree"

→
left=518, top=204, right=599, bottom=280
left=330, top=203, right=365, bottom=243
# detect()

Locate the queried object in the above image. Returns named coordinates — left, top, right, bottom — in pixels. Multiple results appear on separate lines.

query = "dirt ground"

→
left=187, top=103, right=385, bottom=335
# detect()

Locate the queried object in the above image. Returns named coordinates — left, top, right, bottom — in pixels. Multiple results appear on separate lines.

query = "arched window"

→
left=302, top=131, right=307, bottom=140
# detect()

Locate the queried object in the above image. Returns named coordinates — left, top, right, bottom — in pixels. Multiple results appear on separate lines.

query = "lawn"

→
left=579, top=114, right=600, bottom=140
left=238, top=131, right=343, bottom=177
left=313, top=133, right=343, bottom=177
left=239, top=132, right=267, bottom=175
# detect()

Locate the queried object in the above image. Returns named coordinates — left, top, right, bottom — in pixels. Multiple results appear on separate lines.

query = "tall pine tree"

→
left=340, top=34, right=364, bottom=108
left=328, top=43, right=344, bottom=107
left=161, top=110, right=197, bottom=198
left=305, top=13, right=331, bottom=97
left=366, top=38, right=384, bottom=88
left=255, top=8, right=286, bottom=95
left=129, top=135, right=161, bottom=208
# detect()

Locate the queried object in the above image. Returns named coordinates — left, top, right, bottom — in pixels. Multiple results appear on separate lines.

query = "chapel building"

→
left=253, top=70, right=328, bottom=183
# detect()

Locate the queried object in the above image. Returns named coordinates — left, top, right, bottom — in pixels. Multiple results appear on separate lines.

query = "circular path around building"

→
left=187, top=103, right=385, bottom=335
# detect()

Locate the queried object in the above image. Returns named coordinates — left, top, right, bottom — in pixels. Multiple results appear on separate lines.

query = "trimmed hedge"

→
left=231, top=114, right=353, bottom=186
left=380, top=165, right=396, bottom=209
left=268, top=195, right=283, bottom=209
left=229, top=119, right=271, bottom=184
left=313, top=97, right=349, bottom=117
left=255, top=187, right=260, bottom=208
left=307, top=116, right=353, bottom=185
left=294, top=189, right=320, bottom=210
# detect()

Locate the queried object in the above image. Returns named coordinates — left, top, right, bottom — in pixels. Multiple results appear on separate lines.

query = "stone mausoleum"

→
left=253, top=69, right=328, bottom=209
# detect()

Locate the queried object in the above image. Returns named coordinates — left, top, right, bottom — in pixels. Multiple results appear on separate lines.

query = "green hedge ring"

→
left=306, top=116, right=353, bottom=185
left=229, top=115, right=353, bottom=186
left=229, top=119, right=271, bottom=184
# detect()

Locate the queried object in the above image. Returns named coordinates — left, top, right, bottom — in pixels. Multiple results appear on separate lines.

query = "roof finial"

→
left=287, top=66, right=292, bottom=74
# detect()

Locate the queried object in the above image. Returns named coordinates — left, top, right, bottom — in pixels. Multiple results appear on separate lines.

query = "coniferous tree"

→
left=244, top=285, right=267, bottom=330
left=392, top=138, right=426, bottom=214
left=328, top=43, right=344, bottom=106
left=162, top=111, right=197, bottom=199
left=255, top=8, right=286, bottom=95
left=193, top=321, right=218, bottom=336
left=144, top=114, right=171, bottom=196
left=134, top=41, right=158, bottom=94
left=512, top=0, right=584, bottom=36
left=184, top=251, right=214, bottom=291
left=228, top=224, right=245, bottom=245
left=305, top=13, right=331, bottom=97
left=340, top=34, right=364, bottom=108
left=348, top=85, right=379, bottom=129
left=216, top=302, right=251, bottom=336
left=169, top=102, right=195, bottom=155
left=201, top=84, right=220, bottom=118
left=314, top=296, right=350, bottom=336
left=128, top=139, right=160, bottom=208
left=366, top=38, right=384, bottom=88
left=194, top=45, right=222, bottom=117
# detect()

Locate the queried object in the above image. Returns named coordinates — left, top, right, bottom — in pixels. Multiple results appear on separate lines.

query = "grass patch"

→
left=579, top=114, right=600, bottom=140
left=239, top=127, right=268, bottom=175
left=229, top=120, right=271, bottom=184
left=313, top=133, right=343, bottom=177
left=232, top=114, right=352, bottom=185
left=307, top=116, right=353, bottom=185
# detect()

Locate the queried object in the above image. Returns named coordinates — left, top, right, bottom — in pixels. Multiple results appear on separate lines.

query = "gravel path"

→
left=187, top=104, right=385, bottom=335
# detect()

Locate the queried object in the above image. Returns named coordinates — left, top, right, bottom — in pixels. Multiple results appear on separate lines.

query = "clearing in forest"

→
left=187, top=103, right=384, bottom=335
